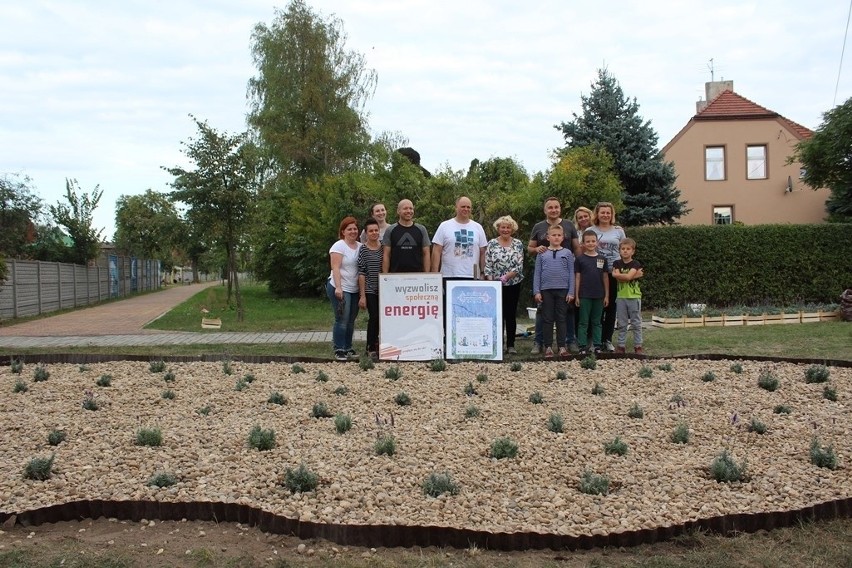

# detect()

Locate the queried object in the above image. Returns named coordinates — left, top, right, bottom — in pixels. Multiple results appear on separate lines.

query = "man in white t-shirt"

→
left=430, top=196, right=488, bottom=278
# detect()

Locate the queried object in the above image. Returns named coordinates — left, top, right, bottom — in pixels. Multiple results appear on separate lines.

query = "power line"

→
left=834, top=0, right=852, bottom=106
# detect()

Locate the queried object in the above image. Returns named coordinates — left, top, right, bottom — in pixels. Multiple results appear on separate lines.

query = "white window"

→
left=713, top=206, right=733, bottom=225
left=705, top=146, right=725, bottom=181
left=747, top=145, right=767, bottom=179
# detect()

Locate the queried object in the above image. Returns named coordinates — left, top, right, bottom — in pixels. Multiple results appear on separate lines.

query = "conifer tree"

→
left=556, top=68, right=688, bottom=225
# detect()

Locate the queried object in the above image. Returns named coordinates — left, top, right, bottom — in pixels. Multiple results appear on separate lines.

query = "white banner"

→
left=446, top=280, right=502, bottom=361
left=379, top=273, right=444, bottom=361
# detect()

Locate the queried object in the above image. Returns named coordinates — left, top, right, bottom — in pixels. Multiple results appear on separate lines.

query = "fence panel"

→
left=0, top=257, right=162, bottom=321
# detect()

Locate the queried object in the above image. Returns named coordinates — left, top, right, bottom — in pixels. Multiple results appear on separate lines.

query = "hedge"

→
left=628, top=224, right=852, bottom=309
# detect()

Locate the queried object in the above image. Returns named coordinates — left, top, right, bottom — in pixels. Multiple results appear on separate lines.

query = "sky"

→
left=2, top=0, right=850, bottom=240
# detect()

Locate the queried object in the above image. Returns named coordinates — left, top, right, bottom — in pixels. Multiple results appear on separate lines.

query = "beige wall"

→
left=664, top=118, right=830, bottom=224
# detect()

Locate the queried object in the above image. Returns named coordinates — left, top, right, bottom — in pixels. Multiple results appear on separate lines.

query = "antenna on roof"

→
left=707, top=58, right=715, bottom=82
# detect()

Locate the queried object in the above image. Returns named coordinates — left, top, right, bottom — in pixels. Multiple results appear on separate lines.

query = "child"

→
left=533, top=224, right=575, bottom=358
left=357, top=217, right=384, bottom=360
left=612, top=237, right=644, bottom=353
left=574, top=229, right=609, bottom=354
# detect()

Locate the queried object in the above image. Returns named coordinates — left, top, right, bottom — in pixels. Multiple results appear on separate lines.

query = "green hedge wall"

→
left=628, top=224, right=852, bottom=309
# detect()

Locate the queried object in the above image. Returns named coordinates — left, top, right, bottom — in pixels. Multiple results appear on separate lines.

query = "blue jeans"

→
left=535, top=298, right=576, bottom=346
left=326, top=280, right=359, bottom=352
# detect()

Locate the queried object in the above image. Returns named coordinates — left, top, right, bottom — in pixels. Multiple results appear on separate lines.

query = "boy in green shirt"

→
left=612, top=237, right=644, bottom=353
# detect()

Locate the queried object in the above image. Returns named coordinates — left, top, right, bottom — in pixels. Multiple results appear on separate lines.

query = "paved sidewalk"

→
left=0, top=281, right=358, bottom=348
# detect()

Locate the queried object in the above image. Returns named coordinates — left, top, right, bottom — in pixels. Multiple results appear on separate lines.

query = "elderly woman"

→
left=484, top=215, right=525, bottom=355
left=326, top=216, right=362, bottom=361
left=591, top=202, right=627, bottom=352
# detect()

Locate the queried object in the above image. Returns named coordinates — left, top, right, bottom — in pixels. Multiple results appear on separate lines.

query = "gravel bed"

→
left=1, top=358, right=849, bottom=537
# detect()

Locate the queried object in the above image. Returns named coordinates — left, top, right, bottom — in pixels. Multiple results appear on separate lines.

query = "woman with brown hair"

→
left=326, top=216, right=362, bottom=361
left=591, top=202, right=626, bottom=352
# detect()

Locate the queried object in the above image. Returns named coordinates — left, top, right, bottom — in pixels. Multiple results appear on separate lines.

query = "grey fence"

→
left=0, top=256, right=162, bottom=320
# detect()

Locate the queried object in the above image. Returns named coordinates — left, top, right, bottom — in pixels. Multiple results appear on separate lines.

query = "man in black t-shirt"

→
left=382, top=199, right=432, bottom=273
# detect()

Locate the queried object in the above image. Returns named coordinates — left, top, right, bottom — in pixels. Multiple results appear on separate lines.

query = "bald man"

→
left=430, top=196, right=488, bottom=278
left=382, top=199, right=431, bottom=273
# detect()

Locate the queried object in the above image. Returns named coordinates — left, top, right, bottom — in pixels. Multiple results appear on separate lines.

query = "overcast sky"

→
left=2, top=0, right=850, bottom=240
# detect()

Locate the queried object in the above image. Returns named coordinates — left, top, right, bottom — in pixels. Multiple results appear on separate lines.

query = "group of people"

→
left=327, top=196, right=643, bottom=361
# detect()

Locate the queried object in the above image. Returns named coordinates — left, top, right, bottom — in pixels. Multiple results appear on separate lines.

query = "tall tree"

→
left=114, top=189, right=182, bottom=268
left=791, top=97, right=852, bottom=222
left=48, top=179, right=104, bottom=265
left=556, top=68, right=688, bottom=226
left=546, top=146, right=624, bottom=218
left=247, top=0, right=376, bottom=179
left=0, top=173, right=43, bottom=259
left=165, top=116, right=256, bottom=320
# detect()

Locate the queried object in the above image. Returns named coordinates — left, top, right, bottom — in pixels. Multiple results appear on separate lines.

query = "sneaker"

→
left=334, top=350, right=348, bottom=361
left=568, top=341, right=580, bottom=354
left=604, top=341, right=615, bottom=352
left=634, top=346, right=644, bottom=354
left=544, top=347, right=554, bottom=359
left=593, top=346, right=602, bottom=355
left=507, top=346, right=518, bottom=355
left=615, top=346, right=626, bottom=354
left=368, top=351, right=379, bottom=361
left=559, top=347, right=568, bottom=357
left=530, top=343, right=542, bottom=355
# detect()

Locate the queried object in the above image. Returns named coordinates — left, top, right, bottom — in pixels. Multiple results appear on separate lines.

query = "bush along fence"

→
left=0, top=256, right=162, bottom=320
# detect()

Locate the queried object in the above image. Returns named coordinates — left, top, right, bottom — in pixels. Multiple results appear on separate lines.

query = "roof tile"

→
left=696, top=90, right=812, bottom=139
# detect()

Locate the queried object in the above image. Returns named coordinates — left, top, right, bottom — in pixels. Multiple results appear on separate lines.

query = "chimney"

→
left=696, top=80, right=734, bottom=113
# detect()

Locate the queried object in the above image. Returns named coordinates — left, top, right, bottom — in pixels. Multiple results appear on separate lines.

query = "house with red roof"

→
left=662, top=81, right=830, bottom=224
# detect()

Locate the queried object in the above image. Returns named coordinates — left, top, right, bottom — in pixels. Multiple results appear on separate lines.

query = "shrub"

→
left=773, top=404, right=792, bottom=414
left=604, top=437, right=628, bottom=456
left=23, top=454, right=55, bottom=481
left=334, top=413, right=352, bottom=434
left=580, top=355, right=597, bottom=370
left=47, top=430, right=66, bottom=446
left=702, top=371, right=716, bottom=382
left=476, top=372, right=488, bottom=383
left=710, top=450, right=746, bottom=482
left=33, top=365, right=49, bottom=382
left=13, top=379, right=28, bottom=393
left=222, top=359, right=233, bottom=375
left=394, top=392, right=411, bottom=406
left=359, top=358, right=375, bottom=371
left=268, top=391, right=286, bottom=405
left=578, top=470, right=610, bottom=496
left=748, top=417, right=767, bottom=434
left=311, top=402, right=333, bottom=418
left=591, top=382, right=605, bottom=396
left=197, top=405, right=212, bottom=416
left=315, top=370, right=329, bottom=382
left=510, top=362, right=522, bottom=372
left=730, top=362, right=743, bottom=374
left=136, top=427, right=163, bottom=447
left=529, top=391, right=544, bottom=404
left=10, top=358, right=23, bottom=374
left=464, top=405, right=481, bottom=419
left=555, top=370, right=569, bottom=381
left=333, top=385, right=349, bottom=396
left=429, top=359, right=446, bottom=372
left=163, top=370, right=176, bottom=382
left=809, top=438, right=838, bottom=469
left=385, top=366, right=402, bottom=380
left=804, top=364, right=830, bottom=384
left=423, top=472, right=460, bottom=497
left=824, top=385, right=838, bottom=401
left=161, top=389, right=175, bottom=400
left=671, top=421, right=690, bottom=444
left=627, top=403, right=644, bottom=419
left=638, top=366, right=653, bottom=378
left=96, top=374, right=112, bottom=387
left=283, top=463, right=319, bottom=493
left=149, top=360, right=165, bottom=373
left=657, top=363, right=673, bottom=372
left=78, top=364, right=90, bottom=372
left=148, top=472, right=178, bottom=488
left=291, top=363, right=305, bottom=374
left=374, top=434, right=396, bottom=456
left=243, top=373, right=255, bottom=383
left=81, top=391, right=99, bottom=411
left=234, top=377, right=249, bottom=391
left=547, top=412, right=564, bottom=433
left=490, top=437, right=518, bottom=459
left=758, top=370, right=780, bottom=392
left=248, top=425, right=276, bottom=451
left=669, top=393, right=687, bottom=408
left=464, top=382, right=478, bottom=396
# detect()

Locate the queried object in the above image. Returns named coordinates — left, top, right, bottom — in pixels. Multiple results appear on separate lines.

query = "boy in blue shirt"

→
left=533, top=224, right=575, bottom=358
left=574, top=229, right=609, bottom=354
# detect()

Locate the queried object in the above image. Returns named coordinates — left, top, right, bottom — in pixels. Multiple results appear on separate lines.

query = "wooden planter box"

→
left=651, top=310, right=838, bottom=329
left=801, top=311, right=821, bottom=324
left=703, top=315, right=724, bottom=327
left=723, top=314, right=744, bottom=326
left=763, top=313, right=785, bottom=325
left=820, top=310, right=839, bottom=322
left=683, top=316, right=705, bottom=328
left=782, top=312, right=801, bottom=324
left=746, top=315, right=766, bottom=326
